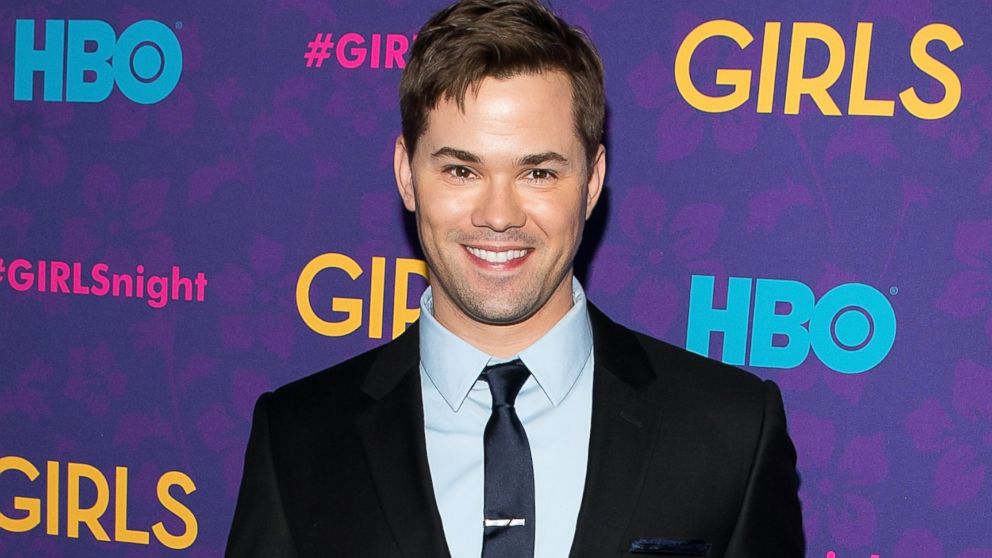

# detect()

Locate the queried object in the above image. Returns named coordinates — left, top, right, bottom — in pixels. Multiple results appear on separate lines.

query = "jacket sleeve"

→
left=723, top=380, right=805, bottom=557
left=225, top=392, right=299, bottom=558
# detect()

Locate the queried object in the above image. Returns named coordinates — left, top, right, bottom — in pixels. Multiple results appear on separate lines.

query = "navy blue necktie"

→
left=481, top=360, right=535, bottom=558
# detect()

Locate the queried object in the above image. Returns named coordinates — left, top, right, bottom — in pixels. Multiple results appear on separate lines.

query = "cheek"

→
left=416, top=196, right=466, bottom=243
left=528, top=196, right=586, bottom=237
left=420, top=191, right=474, bottom=224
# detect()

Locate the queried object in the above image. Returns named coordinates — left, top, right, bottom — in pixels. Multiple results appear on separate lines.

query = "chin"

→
left=465, top=298, right=541, bottom=325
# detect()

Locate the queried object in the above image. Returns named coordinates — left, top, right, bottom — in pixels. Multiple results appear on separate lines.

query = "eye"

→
left=524, top=168, right=557, bottom=183
left=443, top=165, right=476, bottom=181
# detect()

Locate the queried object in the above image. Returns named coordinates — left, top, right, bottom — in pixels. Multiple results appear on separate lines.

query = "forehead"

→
left=420, top=71, right=580, bottom=157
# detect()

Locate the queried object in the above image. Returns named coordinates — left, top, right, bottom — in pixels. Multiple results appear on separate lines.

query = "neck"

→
left=431, top=275, right=575, bottom=358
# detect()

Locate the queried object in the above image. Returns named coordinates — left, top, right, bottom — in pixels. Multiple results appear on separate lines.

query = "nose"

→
left=471, top=178, right=526, bottom=232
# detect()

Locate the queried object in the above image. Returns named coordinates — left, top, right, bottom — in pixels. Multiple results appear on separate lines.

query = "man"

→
left=226, top=1, right=805, bottom=556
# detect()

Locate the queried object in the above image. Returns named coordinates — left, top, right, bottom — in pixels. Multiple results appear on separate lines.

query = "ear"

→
left=584, top=144, right=606, bottom=220
left=394, top=136, right=416, bottom=212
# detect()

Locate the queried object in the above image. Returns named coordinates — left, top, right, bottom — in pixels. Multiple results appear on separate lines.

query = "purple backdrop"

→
left=2, top=0, right=991, bottom=556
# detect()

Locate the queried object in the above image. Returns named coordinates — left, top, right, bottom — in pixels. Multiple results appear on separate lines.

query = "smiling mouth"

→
left=465, top=246, right=529, bottom=264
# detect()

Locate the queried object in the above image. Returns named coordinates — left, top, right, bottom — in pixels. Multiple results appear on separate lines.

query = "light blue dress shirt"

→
left=419, top=278, right=594, bottom=558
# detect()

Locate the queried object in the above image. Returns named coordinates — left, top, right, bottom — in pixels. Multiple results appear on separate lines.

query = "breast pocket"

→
left=625, top=537, right=711, bottom=556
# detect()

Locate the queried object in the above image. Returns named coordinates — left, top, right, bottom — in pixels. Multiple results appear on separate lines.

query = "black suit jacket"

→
left=226, top=305, right=804, bottom=557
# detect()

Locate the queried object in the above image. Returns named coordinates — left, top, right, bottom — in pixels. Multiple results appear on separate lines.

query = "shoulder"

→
left=278, top=345, right=380, bottom=399
left=272, top=320, right=420, bottom=402
left=590, top=303, right=776, bottom=415
left=598, top=309, right=791, bottom=470
left=634, top=330, right=768, bottom=395
left=251, top=345, right=383, bottom=433
left=636, top=329, right=780, bottom=423
left=258, top=328, right=415, bottom=431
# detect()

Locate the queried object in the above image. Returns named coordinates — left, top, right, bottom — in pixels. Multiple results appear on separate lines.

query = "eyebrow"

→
left=431, top=147, right=481, bottom=164
left=430, top=147, right=570, bottom=167
left=517, top=151, right=569, bottom=167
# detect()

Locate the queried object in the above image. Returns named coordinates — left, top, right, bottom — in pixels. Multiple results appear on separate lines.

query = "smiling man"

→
left=395, top=70, right=601, bottom=358
left=226, top=1, right=804, bottom=557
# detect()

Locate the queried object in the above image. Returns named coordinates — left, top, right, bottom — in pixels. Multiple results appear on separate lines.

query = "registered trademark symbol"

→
left=175, top=21, right=183, bottom=29
left=890, top=286, right=898, bottom=295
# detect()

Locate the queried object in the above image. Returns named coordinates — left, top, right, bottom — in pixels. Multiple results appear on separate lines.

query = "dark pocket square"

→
left=627, top=537, right=711, bottom=556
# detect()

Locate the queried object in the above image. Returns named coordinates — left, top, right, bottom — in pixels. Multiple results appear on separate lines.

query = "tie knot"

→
left=482, top=360, right=530, bottom=407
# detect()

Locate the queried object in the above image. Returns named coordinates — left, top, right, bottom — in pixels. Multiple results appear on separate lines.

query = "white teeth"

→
left=466, top=247, right=528, bottom=263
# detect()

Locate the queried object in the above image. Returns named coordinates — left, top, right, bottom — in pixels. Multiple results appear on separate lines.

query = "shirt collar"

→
left=419, top=277, right=593, bottom=412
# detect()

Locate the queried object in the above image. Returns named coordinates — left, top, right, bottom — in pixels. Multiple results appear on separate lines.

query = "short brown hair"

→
left=399, top=0, right=605, bottom=167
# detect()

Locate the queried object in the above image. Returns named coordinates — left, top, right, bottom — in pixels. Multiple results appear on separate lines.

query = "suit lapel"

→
left=353, top=306, right=667, bottom=557
left=356, top=324, right=452, bottom=558
left=569, top=305, right=663, bottom=558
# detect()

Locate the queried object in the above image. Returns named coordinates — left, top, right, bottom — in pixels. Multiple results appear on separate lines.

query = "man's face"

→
left=394, top=71, right=605, bottom=328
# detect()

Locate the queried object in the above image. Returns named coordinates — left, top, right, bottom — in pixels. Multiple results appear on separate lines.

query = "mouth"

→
left=464, top=246, right=530, bottom=267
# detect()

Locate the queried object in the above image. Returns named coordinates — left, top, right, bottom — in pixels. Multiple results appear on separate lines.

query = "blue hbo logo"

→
left=14, top=19, right=182, bottom=104
left=685, top=275, right=896, bottom=374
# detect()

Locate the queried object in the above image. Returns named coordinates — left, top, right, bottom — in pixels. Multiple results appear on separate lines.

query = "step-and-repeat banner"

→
left=2, top=1, right=990, bottom=556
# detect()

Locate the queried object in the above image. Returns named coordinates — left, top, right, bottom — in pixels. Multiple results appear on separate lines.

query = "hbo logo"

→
left=14, top=19, right=182, bottom=104
left=686, top=275, right=896, bottom=374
